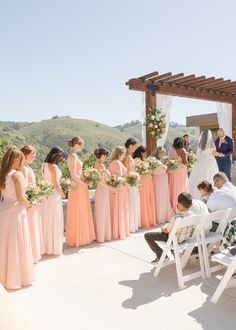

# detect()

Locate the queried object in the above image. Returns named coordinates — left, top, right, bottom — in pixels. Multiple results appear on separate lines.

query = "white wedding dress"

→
left=189, top=148, right=219, bottom=199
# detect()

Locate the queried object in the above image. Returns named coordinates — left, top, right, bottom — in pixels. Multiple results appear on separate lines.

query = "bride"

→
left=189, top=129, right=219, bottom=199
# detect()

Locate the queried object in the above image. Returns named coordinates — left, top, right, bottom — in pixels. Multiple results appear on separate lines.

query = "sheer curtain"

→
left=141, top=92, right=146, bottom=146
left=156, top=94, right=172, bottom=147
left=216, top=102, right=232, bottom=138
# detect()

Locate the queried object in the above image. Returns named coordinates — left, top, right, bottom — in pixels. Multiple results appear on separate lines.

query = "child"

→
left=197, top=180, right=214, bottom=204
left=144, top=192, right=194, bottom=263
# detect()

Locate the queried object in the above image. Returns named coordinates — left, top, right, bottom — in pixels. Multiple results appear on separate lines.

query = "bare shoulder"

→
left=12, top=171, right=24, bottom=182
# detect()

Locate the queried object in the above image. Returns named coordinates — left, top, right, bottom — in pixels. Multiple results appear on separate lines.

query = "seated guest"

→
left=207, top=172, right=236, bottom=212
left=144, top=193, right=194, bottom=263
left=191, top=199, right=212, bottom=233
left=197, top=181, right=214, bottom=204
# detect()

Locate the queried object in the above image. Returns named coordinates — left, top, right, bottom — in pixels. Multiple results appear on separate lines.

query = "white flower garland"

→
left=146, top=106, right=167, bottom=139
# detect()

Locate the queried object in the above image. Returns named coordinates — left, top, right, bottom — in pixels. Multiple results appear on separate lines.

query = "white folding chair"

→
left=153, top=215, right=205, bottom=288
left=210, top=252, right=236, bottom=303
left=200, top=208, right=232, bottom=277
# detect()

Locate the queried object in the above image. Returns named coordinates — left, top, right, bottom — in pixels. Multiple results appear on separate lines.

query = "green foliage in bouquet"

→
left=106, top=175, right=126, bottom=188
left=126, top=172, right=141, bottom=187
left=83, top=153, right=96, bottom=169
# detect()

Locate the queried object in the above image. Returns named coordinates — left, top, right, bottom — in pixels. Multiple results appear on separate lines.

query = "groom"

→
left=215, top=128, right=233, bottom=181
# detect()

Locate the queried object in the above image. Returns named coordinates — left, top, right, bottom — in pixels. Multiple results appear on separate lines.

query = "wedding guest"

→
left=66, top=137, right=95, bottom=247
left=207, top=172, right=236, bottom=212
left=168, top=137, right=189, bottom=212
left=183, top=134, right=191, bottom=152
left=123, top=137, right=140, bottom=232
left=144, top=193, right=194, bottom=263
left=215, top=128, right=233, bottom=181
left=94, top=147, right=111, bottom=243
left=21, top=145, right=45, bottom=262
left=109, top=146, right=130, bottom=239
left=152, top=147, right=174, bottom=224
left=0, top=147, right=35, bottom=289
left=133, top=146, right=156, bottom=228
left=41, top=147, right=65, bottom=255
left=197, top=181, right=214, bottom=204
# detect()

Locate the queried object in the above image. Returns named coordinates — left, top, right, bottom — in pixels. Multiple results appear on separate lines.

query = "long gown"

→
left=41, top=163, right=64, bottom=255
left=189, top=148, right=219, bottom=199
left=66, top=155, right=95, bottom=247
left=168, top=147, right=189, bottom=212
left=123, top=154, right=141, bottom=231
left=0, top=170, right=35, bottom=289
left=152, top=162, right=174, bottom=224
left=94, top=164, right=112, bottom=243
left=22, top=165, right=45, bottom=262
left=109, top=160, right=130, bottom=239
left=140, top=172, right=156, bottom=228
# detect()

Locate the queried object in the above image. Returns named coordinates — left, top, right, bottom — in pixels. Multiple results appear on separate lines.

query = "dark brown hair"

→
left=173, top=137, right=184, bottom=149
left=0, top=147, right=25, bottom=190
left=94, top=147, right=109, bottom=159
left=197, top=180, right=214, bottom=193
left=68, top=136, right=84, bottom=148
left=125, top=138, right=137, bottom=149
left=44, top=147, right=65, bottom=165
left=178, top=192, right=193, bottom=209
left=133, top=146, right=147, bottom=160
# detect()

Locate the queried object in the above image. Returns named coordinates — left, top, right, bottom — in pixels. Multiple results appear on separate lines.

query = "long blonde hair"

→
left=110, top=146, right=126, bottom=162
left=68, top=136, right=84, bottom=148
left=0, top=147, right=25, bottom=190
left=151, top=146, right=165, bottom=160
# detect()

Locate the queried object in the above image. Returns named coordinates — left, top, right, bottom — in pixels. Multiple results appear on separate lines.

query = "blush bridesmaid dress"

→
left=22, top=165, right=45, bottom=262
left=109, top=160, right=130, bottom=239
left=0, top=170, right=35, bottom=289
left=66, top=154, right=95, bottom=247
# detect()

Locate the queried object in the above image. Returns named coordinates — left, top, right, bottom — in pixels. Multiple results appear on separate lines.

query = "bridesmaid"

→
left=21, top=145, right=45, bottom=262
left=168, top=137, right=189, bottom=212
left=123, top=137, right=140, bottom=232
left=133, top=146, right=156, bottom=228
left=94, top=147, right=111, bottom=243
left=41, top=147, right=65, bottom=255
left=152, top=147, right=174, bottom=224
left=109, top=146, right=130, bottom=239
left=66, top=136, right=95, bottom=247
left=0, top=147, right=35, bottom=289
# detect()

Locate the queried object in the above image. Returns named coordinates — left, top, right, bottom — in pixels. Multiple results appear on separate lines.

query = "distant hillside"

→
left=0, top=116, right=199, bottom=172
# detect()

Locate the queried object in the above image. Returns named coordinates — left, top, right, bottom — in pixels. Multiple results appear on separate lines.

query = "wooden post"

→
left=232, top=103, right=236, bottom=160
left=145, top=91, right=157, bottom=155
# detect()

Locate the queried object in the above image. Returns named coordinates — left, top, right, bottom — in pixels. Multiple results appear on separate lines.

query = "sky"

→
left=0, top=0, right=236, bottom=126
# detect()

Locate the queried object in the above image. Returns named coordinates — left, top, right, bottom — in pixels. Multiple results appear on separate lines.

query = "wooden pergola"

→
left=126, top=71, right=236, bottom=158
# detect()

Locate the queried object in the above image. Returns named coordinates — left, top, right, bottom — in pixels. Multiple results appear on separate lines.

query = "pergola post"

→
left=232, top=103, right=236, bottom=160
left=145, top=91, right=157, bottom=155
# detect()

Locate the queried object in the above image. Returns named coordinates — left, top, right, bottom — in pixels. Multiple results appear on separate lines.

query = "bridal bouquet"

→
left=37, top=180, right=54, bottom=199
left=83, top=167, right=102, bottom=189
left=106, top=174, right=126, bottom=188
left=164, top=158, right=181, bottom=171
left=135, top=159, right=151, bottom=176
left=26, top=184, right=43, bottom=205
left=146, top=156, right=160, bottom=171
left=127, top=172, right=141, bottom=187
left=60, top=177, right=72, bottom=196
left=187, top=152, right=197, bottom=172
left=146, top=105, right=167, bottom=139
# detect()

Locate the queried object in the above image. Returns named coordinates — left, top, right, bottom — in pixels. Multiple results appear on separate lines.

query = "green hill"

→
left=0, top=116, right=199, bottom=173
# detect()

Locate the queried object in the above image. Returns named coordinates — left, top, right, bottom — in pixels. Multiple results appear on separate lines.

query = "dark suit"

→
left=215, top=135, right=233, bottom=181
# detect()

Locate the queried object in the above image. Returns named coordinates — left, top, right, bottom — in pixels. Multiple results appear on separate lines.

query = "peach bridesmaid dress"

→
left=94, top=164, right=111, bottom=243
left=22, top=165, right=45, bottom=262
left=66, top=155, right=95, bottom=247
left=140, top=172, right=156, bottom=228
left=41, top=163, right=64, bottom=255
left=123, top=155, right=141, bottom=231
left=152, top=162, right=174, bottom=224
left=0, top=170, right=35, bottom=289
left=168, top=147, right=189, bottom=212
left=109, top=160, right=130, bottom=239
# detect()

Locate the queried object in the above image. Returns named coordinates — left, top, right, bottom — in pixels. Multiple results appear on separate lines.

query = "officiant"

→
left=215, top=128, right=233, bottom=181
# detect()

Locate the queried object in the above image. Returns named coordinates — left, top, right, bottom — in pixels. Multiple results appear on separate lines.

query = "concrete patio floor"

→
left=6, top=229, right=236, bottom=330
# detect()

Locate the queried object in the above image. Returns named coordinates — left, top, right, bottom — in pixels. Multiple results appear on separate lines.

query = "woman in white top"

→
left=189, top=130, right=219, bottom=199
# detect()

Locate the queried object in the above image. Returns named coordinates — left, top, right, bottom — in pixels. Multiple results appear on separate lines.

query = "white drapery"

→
left=216, top=102, right=232, bottom=138
left=156, top=94, right=172, bottom=147
left=141, top=92, right=146, bottom=146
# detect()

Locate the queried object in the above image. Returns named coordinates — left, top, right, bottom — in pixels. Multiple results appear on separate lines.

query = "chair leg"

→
left=196, top=235, right=205, bottom=280
left=201, top=233, right=211, bottom=278
left=181, top=247, right=193, bottom=269
left=153, top=246, right=169, bottom=277
left=211, top=266, right=236, bottom=303
left=173, top=238, right=184, bottom=288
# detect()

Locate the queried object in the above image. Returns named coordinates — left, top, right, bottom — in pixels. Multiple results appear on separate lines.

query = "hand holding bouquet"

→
left=26, top=184, right=43, bottom=205
left=106, top=174, right=126, bottom=188
left=163, top=157, right=181, bottom=171
left=60, top=177, right=72, bottom=196
left=127, top=172, right=141, bottom=187
left=83, top=167, right=102, bottom=189
left=37, top=180, right=54, bottom=199
left=135, top=159, right=152, bottom=176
